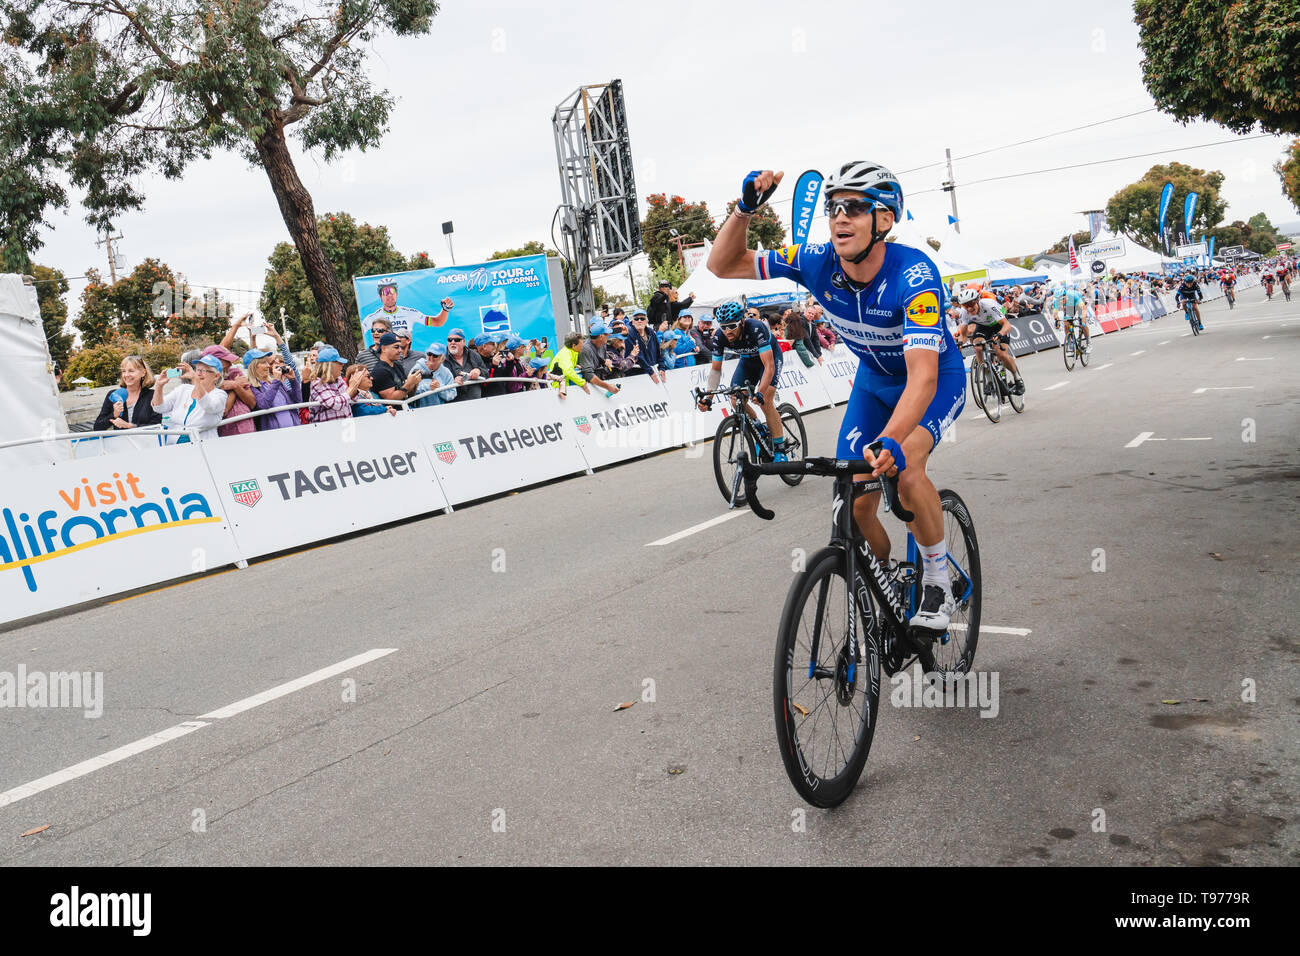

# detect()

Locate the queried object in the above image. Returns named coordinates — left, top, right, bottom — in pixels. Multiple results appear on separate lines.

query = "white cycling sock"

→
left=919, top=541, right=949, bottom=588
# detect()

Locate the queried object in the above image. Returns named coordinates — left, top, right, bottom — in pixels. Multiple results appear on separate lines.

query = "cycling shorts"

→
left=731, top=349, right=782, bottom=391
left=1061, top=301, right=1081, bottom=318
left=836, top=362, right=965, bottom=459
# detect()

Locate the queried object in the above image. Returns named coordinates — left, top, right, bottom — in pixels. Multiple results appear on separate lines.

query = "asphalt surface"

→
left=2, top=290, right=1297, bottom=866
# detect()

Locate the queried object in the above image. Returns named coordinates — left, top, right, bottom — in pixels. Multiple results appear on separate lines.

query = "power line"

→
left=906, top=132, right=1278, bottom=195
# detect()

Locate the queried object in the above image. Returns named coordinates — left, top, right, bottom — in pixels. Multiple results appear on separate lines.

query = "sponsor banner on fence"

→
left=817, top=345, right=859, bottom=404
left=565, top=375, right=687, bottom=470
left=412, top=388, right=589, bottom=505
left=0, top=441, right=241, bottom=625
left=772, top=355, right=833, bottom=412
left=662, top=363, right=730, bottom=445
left=198, top=414, right=447, bottom=559
left=1098, top=298, right=1142, bottom=330
left=1005, top=312, right=1060, bottom=356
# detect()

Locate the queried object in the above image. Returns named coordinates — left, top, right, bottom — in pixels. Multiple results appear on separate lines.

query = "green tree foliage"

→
left=1212, top=214, right=1285, bottom=255
left=259, top=211, right=432, bottom=348
left=30, top=263, right=72, bottom=364
left=1047, top=231, right=1093, bottom=254
left=1134, top=0, right=1300, bottom=136
left=641, top=193, right=716, bottom=268
left=61, top=334, right=185, bottom=390
left=724, top=200, right=787, bottom=250
left=1105, top=163, right=1227, bottom=249
left=489, top=240, right=550, bottom=260
left=76, top=260, right=188, bottom=346
left=1276, top=140, right=1300, bottom=214
left=1, top=1, right=440, bottom=358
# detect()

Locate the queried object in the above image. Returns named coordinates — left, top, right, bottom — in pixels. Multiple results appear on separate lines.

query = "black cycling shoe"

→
left=1012, top=379, right=1025, bottom=396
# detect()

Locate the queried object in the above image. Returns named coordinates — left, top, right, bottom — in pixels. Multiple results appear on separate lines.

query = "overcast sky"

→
left=32, top=0, right=1297, bottom=318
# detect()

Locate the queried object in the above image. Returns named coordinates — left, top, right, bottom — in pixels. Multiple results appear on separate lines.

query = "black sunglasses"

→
left=824, top=197, right=881, bottom=219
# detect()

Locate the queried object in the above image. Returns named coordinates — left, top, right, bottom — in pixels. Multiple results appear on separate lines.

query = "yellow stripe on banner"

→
left=0, top=517, right=225, bottom=573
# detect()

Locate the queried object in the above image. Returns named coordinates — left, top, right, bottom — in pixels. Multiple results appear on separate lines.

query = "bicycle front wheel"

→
left=981, top=361, right=1002, bottom=423
left=917, top=490, right=982, bottom=678
left=1004, top=364, right=1026, bottom=414
left=712, top=415, right=754, bottom=505
left=777, top=404, right=808, bottom=485
left=1062, top=334, right=1076, bottom=371
left=774, top=546, right=882, bottom=808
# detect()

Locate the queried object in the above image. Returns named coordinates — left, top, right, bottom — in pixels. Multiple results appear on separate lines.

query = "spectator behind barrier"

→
left=152, top=355, right=228, bottom=442
left=243, top=346, right=302, bottom=430
left=550, top=332, right=593, bottom=397
left=690, top=315, right=714, bottom=357
left=344, top=364, right=396, bottom=417
left=357, top=318, right=393, bottom=372
left=605, top=333, right=638, bottom=377
left=526, top=356, right=551, bottom=385
left=307, top=347, right=353, bottom=422
left=578, top=323, right=623, bottom=394
left=395, top=331, right=422, bottom=375
left=369, top=332, right=422, bottom=405
left=648, top=280, right=695, bottom=332
left=488, top=336, right=535, bottom=395
left=625, top=309, right=667, bottom=383
left=797, top=304, right=824, bottom=363
left=201, top=342, right=257, bottom=437
left=446, top=328, right=487, bottom=401
left=659, top=330, right=681, bottom=369
left=94, top=354, right=163, bottom=432
left=814, top=315, right=837, bottom=349
left=671, top=314, right=701, bottom=367
left=410, top=342, right=459, bottom=407
left=783, top=310, right=817, bottom=368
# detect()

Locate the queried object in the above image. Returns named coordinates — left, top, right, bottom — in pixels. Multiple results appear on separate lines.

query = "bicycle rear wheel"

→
left=777, top=404, right=808, bottom=485
left=712, top=415, right=756, bottom=505
left=1002, top=363, right=1025, bottom=414
left=1062, top=334, right=1076, bottom=371
left=774, top=546, right=882, bottom=808
left=916, top=490, right=982, bottom=678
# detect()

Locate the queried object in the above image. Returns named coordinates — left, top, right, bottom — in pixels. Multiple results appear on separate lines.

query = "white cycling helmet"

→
left=954, top=288, right=981, bottom=306
left=822, top=160, right=904, bottom=219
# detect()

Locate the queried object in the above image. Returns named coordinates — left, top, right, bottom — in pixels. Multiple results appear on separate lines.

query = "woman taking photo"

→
left=151, top=355, right=229, bottom=443
left=93, top=355, right=163, bottom=431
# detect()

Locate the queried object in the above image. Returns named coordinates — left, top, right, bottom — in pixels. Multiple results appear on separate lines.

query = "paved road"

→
left=2, top=291, right=1296, bottom=866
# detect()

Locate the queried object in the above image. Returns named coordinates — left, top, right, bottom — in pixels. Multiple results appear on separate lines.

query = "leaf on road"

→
left=1161, top=699, right=1182, bottom=705
left=667, top=766, right=685, bottom=775
left=791, top=702, right=810, bottom=717
left=383, top=749, right=391, bottom=756
left=20, top=825, right=50, bottom=837
left=1209, top=552, right=1224, bottom=561
left=614, top=701, right=636, bottom=712
left=913, top=735, right=921, bottom=741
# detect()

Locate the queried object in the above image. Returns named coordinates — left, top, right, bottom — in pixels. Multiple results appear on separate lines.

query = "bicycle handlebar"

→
left=738, top=446, right=915, bottom=523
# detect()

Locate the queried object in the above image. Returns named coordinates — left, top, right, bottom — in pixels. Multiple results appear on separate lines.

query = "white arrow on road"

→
left=1125, top=432, right=1214, bottom=447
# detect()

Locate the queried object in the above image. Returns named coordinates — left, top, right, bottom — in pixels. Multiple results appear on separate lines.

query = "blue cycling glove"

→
left=875, top=436, right=907, bottom=473
left=738, top=170, right=778, bottom=214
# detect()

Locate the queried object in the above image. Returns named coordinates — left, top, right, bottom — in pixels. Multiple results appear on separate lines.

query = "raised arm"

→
left=708, top=170, right=784, bottom=279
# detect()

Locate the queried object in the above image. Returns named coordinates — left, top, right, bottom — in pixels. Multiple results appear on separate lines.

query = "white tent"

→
left=678, top=240, right=804, bottom=307
left=890, top=215, right=975, bottom=277
left=935, top=226, right=1047, bottom=284
left=0, top=274, right=70, bottom=465
left=1083, top=231, right=1180, bottom=272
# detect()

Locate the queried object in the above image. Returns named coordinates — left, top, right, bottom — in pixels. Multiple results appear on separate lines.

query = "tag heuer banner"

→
left=354, top=254, right=566, bottom=354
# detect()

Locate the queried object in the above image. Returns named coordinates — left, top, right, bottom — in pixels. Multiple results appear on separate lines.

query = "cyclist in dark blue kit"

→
left=709, top=162, right=965, bottom=631
left=696, top=301, right=789, bottom=460
left=1175, top=273, right=1204, bottom=328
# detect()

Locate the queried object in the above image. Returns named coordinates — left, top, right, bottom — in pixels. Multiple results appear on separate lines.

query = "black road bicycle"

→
left=967, top=331, right=1025, bottom=423
left=738, top=445, right=982, bottom=808
left=1181, top=297, right=1204, bottom=335
left=1061, top=317, right=1091, bottom=371
left=696, top=384, right=807, bottom=507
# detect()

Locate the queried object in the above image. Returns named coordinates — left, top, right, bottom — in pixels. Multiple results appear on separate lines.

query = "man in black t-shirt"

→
left=369, top=332, right=422, bottom=405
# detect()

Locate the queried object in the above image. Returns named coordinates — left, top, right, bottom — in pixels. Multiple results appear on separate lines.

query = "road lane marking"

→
left=947, top=624, right=1031, bottom=636
left=1262, top=335, right=1271, bottom=340
left=1093, top=363, right=1114, bottom=371
left=646, top=511, right=746, bottom=546
left=1193, top=386, right=1254, bottom=394
left=1175, top=437, right=1213, bottom=441
left=0, top=649, right=398, bottom=810
left=1125, top=431, right=1154, bottom=447
left=198, top=648, right=398, bottom=720
left=0, top=721, right=209, bottom=809
left=1158, top=340, right=1171, bottom=345
left=1235, top=356, right=1274, bottom=361
left=1181, top=333, right=1191, bottom=337
left=1130, top=350, right=1146, bottom=356
left=1043, top=381, right=1070, bottom=391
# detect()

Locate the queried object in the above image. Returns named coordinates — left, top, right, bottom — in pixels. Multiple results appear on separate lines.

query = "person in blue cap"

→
left=578, top=322, right=623, bottom=396
left=487, top=335, right=531, bottom=394
left=151, top=354, right=228, bottom=443
left=409, top=341, right=459, bottom=408
left=658, top=329, right=680, bottom=370
left=605, top=331, right=637, bottom=376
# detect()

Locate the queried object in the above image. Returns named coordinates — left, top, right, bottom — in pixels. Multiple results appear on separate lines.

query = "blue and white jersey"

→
left=757, top=241, right=962, bottom=378
left=709, top=318, right=774, bottom=360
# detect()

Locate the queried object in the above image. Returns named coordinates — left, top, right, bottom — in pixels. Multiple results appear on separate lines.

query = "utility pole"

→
left=942, top=148, right=960, bottom=233
left=96, top=231, right=125, bottom=282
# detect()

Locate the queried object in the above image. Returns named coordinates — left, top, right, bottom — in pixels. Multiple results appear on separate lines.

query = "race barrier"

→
left=0, top=349, right=861, bottom=626
left=1005, top=312, right=1061, bottom=356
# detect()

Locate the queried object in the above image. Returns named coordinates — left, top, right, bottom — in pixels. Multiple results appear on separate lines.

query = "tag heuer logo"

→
left=434, top=441, right=457, bottom=465
left=573, top=416, right=591, bottom=435
left=230, top=478, right=262, bottom=508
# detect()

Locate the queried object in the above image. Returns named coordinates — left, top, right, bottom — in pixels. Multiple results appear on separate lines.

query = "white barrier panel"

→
left=198, top=414, right=448, bottom=559
left=0, top=441, right=242, bottom=625
left=772, top=355, right=833, bottom=411
left=411, top=388, right=590, bottom=505
left=816, top=345, right=859, bottom=404
left=662, top=363, right=730, bottom=444
left=565, top=375, right=689, bottom=470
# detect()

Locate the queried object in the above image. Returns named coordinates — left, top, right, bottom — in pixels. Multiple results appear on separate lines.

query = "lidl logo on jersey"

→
left=905, top=291, right=940, bottom=326
left=778, top=245, right=799, bottom=266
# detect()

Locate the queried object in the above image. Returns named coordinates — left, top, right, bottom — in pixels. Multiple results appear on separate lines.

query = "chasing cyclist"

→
left=1175, top=272, right=1204, bottom=328
left=1052, top=282, right=1091, bottom=351
left=1219, top=269, right=1236, bottom=308
left=955, top=288, right=1026, bottom=393
left=695, top=301, right=790, bottom=461
left=708, top=162, right=965, bottom=631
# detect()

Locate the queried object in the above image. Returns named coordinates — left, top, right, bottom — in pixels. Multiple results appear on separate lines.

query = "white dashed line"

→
left=646, top=510, right=747, bottom=546
left=1043, top=381, right=1071, bottom=391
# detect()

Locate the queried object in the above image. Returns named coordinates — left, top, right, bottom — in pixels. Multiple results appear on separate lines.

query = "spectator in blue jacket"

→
left=410, top=343, right=459, bottom=408
left=625, top=308, right=667, bottom=383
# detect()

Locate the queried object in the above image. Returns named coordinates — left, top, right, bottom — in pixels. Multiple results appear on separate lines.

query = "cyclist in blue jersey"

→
left=1052, top=283, right=1090, bottom=352
left=708, top=162, right=965, bottom=631
left=696, top=301, right=789, bottom=460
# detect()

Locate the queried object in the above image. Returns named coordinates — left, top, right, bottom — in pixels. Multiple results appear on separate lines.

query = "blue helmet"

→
left=714, top=301, right=745, bottom=326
